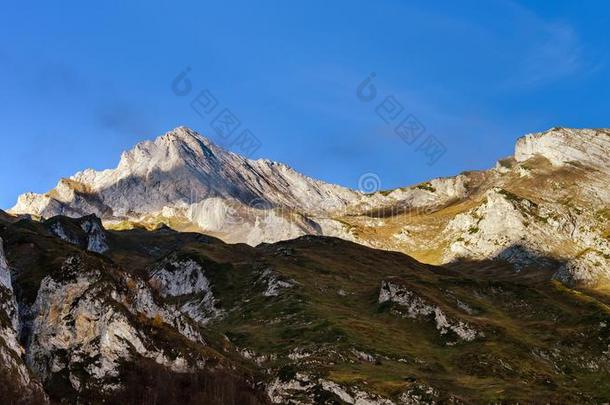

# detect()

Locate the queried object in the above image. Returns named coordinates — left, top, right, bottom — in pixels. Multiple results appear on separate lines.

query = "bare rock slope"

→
left=10, top=127, right=358, bottom=245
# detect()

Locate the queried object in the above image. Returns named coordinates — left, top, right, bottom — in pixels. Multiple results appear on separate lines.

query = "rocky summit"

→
left=10, top=127, right=359, bottom=247
left=2, top=126, right=610, bottom=403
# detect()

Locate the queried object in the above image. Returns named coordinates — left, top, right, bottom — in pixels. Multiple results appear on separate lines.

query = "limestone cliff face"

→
left=23, top=254, right=210, bottom=396
left=436, top=129, right=610, bottom=286
left=341, top=128, right=610, bottom=288
left=45, top=215, right=109, bottom=254
left=148, top=254, right=224, bottom=325
left=0, top=237, right=47, bottom=402
left=515, top=127, right=610, bottom=173
left=10, top=127, right=359, bottom=246
left=0, top=236, right=11, bottom=291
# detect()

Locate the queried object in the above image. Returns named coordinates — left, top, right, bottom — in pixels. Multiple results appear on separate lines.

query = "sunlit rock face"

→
left=515, top=127, right=610, bottom=173
left=10, top=126, right=359, bottom=245
left=9, top=127, right=358, bottom=218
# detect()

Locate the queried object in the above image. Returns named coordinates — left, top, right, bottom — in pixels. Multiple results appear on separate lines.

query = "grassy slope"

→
left=254, top=240, right=609, bottom=402
left=153, top=235, right=610, bottom=403
left=2, top=217, right=610, bottom=403
left=336, top=156, right=609, bottom=270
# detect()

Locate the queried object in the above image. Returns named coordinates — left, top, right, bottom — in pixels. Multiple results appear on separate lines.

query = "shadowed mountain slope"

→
left=0, top=214, right=608, bottom=403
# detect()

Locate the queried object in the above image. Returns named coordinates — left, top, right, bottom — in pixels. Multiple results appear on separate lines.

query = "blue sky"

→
left=1, top=0, right=609, bottom=208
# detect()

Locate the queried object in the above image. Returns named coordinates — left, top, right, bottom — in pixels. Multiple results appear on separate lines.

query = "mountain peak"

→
left=160, top=126, right=211, bottom=145
left=514, top=127, right=610, bottom=172
left=114, top=127, right=224, bottom=176
left=9, top=126, right=359, bottom=235
left=152, top=126, right=220, bottom=154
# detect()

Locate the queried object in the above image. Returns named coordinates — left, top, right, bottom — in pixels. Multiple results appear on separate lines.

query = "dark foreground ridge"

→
left=0, top=211, right=609, bottom=404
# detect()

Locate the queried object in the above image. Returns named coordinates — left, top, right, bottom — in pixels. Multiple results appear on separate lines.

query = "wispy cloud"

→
left=500, top=0, right=598, bottom=88
left=95, top=99, right=155, bottom=137
left=521, top=22, right=582, bottom=84
left=9, top=55, right=156, bottom=138
left=34, top=62, right=87, bottom=95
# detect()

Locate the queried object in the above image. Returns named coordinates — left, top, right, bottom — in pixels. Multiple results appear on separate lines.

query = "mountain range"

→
left=10, top=126, right=610, bottom=289
left=1, top=126, right=609, bottom=403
